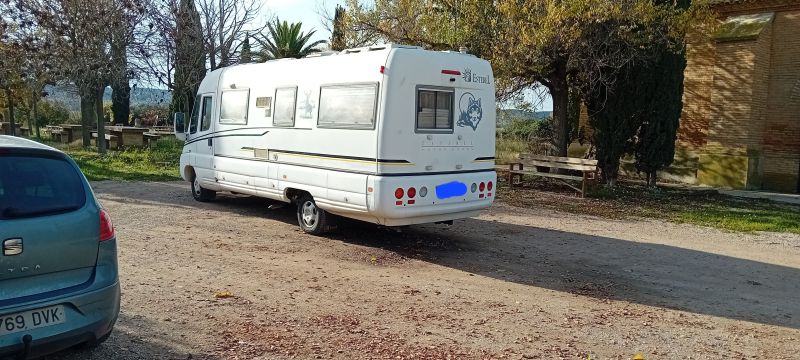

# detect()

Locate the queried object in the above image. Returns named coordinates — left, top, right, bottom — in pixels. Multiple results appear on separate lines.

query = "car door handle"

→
left=207, top=138, right=212, bottom=146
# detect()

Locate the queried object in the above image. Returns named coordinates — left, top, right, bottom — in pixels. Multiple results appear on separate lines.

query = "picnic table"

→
left=91, top=131, right=121, bottom=149
left=90, top=126, right=150, bottom=149
left=108, top=126, right=151, bottom=147
left=504, top=153, right=599, bottom=197
left=60, top=124, right=83, bottom=143
left=0, top=122, right=21, bottom=136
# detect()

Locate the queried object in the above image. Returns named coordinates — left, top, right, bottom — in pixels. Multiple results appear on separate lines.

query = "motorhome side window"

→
left=273, top=87, right=297, bottom=127
left=219, top=89, right=250, bottom=125
left=200, top=96, right=214, bottom=131
left=189, top=95, right=201, bottom=134
left=318, top=84, right=377, bottom=129
left=416, top=88, right=453, bottom=131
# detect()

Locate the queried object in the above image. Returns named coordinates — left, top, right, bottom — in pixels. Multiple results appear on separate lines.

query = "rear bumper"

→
left=0, top=281, right=120, bottom=359
left=367, top=170, right=496, bottom=225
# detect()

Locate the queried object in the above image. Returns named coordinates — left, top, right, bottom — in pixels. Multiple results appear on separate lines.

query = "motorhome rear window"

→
left=220, top=89, right=249, bottom=125
left=416, top=88, right=453, bottom=132
left=318, top=84, right=378, bottom=129
left=273, top=87, right=297, bottom=127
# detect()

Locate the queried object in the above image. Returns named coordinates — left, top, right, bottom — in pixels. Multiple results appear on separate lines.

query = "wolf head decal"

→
left=457, top=93, right=483, bottom=131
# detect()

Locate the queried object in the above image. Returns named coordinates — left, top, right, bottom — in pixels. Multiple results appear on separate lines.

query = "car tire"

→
left=191, top=176, right=216, bottom=202
left=76, top=329, right=112, bottom=350
left=296, top=195, right=332, bottom=235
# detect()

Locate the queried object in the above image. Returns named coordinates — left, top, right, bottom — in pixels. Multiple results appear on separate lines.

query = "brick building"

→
left=678, top=0, right=800, bottom=193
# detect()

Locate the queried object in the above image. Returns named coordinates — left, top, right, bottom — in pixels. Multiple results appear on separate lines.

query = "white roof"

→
left=0, top=135, right=59, bottom=151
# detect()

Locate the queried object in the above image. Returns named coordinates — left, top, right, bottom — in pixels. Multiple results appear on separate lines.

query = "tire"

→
left=296, top=195, right=332, bottom=235
left=191, top=176, right=216, bottom=202
left=76, top=328, right=112, bottom=350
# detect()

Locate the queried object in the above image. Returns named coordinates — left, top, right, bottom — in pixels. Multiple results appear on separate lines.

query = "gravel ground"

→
left=43, top=181, right=800, bottom=359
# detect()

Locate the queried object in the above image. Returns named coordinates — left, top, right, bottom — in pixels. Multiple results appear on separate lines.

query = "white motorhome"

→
left=175, top=44, right=496, bottom=234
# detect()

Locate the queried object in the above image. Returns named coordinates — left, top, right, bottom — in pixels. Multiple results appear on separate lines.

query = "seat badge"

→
left=3, top=238, right=23, bottom=256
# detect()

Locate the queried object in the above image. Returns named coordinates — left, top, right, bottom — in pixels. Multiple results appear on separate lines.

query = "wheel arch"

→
left=183, top=165, right=196, bottom=182
left=284, top=187, right=310, bottom=203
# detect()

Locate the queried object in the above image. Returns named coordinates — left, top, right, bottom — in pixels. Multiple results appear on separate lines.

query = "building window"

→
left=318, top=84, right=378, bottom=129
left=219, top=89, right=249, bottom=125
left=273, top=87, right=297, bottom=127
left=416, top=88, right=453, bottom=132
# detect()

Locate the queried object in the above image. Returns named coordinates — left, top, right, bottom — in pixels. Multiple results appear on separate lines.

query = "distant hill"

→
left=43, top=85, right=172, bottom=112
left=497, top=109, right=551, bottom=128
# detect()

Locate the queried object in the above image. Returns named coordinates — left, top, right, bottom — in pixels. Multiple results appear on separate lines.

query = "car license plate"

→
left=0, top=305, right=66, bottom=336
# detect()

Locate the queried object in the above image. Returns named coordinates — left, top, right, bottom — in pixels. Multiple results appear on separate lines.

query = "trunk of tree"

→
left=32, top=92, right=40, bottom=139
left=111, top=32, right=131, bottom=126
left=599, top=158, right=620, bottom=187
left=548, top=61, right=569, bottom=157
left=96, top=86, right=106, bottom=153
left=111, top=85, right=130, bottom=126
left=607, top=176, right=617, bottom=188
left=80, top=94, right=93, bottom=146
left=5, top=88, right=16, bottom=137
left=647, top=171, right=658, bottom=188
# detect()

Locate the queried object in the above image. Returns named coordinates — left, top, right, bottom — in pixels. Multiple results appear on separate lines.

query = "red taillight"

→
left=99, top=209, right=115, bottom=242
left=380, top=66, right=386, bottom=74
left=487, top=181, right=494, bottom=191
left=407, top=187, right=417, bottom=198
left=479, top=182, right=486, bottom=192
left=394, top=188, right=404, bottom=199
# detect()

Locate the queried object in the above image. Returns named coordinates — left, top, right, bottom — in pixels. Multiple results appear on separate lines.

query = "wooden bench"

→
left=507, top=154, right=599, bottom=197
left=143, top=133, right=162, bottom=146
left=49, top=128, right=64, bottom=142
left=91, top=132, right=120, bottom=149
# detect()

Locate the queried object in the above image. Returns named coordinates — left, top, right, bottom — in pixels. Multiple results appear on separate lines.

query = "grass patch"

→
left=673, top=202, right=800, bottom=234
left=496, top=137, right=529, bottom=164
left=498, top=178, right=800, bottom=234
left=46, top=138, right=183, bottom=181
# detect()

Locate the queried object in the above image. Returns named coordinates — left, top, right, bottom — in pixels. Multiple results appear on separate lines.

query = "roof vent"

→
left=305, top=51, right=338, bottom=58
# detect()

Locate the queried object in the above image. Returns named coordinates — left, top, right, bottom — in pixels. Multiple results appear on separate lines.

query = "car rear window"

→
left=0, top=155, right=86, bottom=220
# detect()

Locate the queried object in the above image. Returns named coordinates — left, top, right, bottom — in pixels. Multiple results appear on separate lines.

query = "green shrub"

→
left=37, top=101, right=72, bottom=126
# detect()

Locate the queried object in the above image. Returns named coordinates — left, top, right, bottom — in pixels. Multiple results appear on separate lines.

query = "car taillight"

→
left=99, top=209, right=115, bottom=242
left=487, top=181, right=494, bottom=191
left=479, top=182, right=486, bottom=192
left=394, top=188, right=404, bottom=199
left=407, top=187, right=417, bottom=198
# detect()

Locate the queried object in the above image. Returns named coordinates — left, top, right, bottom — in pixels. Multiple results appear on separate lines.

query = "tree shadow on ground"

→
left=95, top=182, right=800, bottom=330
left=41, top=313, right=220, bottom=360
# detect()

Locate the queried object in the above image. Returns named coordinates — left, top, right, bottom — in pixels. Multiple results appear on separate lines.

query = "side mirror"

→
left=174, top=112, right=186, bottom=141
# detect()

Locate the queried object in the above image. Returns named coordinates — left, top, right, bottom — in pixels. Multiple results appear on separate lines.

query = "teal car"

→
left=0, top=136, right=120, bottom=359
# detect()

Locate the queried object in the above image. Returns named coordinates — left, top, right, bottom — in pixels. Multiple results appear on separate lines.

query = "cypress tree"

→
left=586, top=65, right=646, bottom=187
left=330, top=5, right=346, bottom=52
left=633, top=0, right=690, bottom=187
left=240, top=35, right=253, bottom=64
left=588, top=0, right=691, bottom=187
left=172, top=0, right=206, bottom=117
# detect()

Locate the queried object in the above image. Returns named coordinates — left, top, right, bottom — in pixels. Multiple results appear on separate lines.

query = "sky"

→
left=263, top=0, right=343, bottom=42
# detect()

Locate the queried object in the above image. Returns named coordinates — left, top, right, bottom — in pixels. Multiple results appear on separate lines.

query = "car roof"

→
left=0, top=135, right=60, bottom=152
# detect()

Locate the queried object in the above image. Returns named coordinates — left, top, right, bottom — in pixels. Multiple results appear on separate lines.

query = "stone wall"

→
left=677, top=6, right=800, bottom=193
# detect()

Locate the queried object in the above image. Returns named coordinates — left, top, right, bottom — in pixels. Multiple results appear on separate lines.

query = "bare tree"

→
left=197, top=0, right=266, bottom=70
left=134, top=0, right=182, bottom=92
left=12, top=0, right=147, bottom=152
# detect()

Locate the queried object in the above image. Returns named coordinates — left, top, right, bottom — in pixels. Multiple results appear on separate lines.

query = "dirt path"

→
left=45, top=181, right=800, bottom=359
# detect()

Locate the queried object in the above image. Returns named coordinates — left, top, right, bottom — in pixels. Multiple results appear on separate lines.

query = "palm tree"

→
left=256, top=18, right=326, bottom=61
